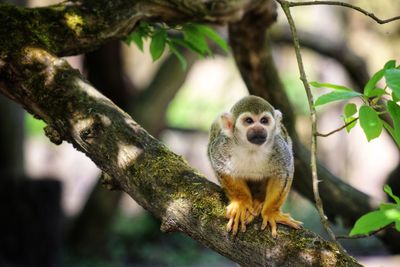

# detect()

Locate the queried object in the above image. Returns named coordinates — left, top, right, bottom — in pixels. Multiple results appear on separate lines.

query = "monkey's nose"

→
left=247, top=132, right=267, bottom=145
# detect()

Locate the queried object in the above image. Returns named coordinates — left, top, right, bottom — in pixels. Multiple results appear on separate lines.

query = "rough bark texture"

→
left=0, top=46, right=359, bottom=266
left=0, top=0, right=259, bottom=57
left=66, top=41, right=134, bottom=255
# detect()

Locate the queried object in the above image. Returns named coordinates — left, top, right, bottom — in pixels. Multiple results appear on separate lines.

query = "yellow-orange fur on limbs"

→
left=207, top=95, right=302, bottom=237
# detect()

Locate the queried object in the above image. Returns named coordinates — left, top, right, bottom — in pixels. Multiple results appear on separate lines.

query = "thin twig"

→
left=286, top=1, right=400, bottom=24
left=317, top=117, right=358, bottom=137
left=336, top=223, right=394, bottom=239
left=275, top=0, right=352, bottom=259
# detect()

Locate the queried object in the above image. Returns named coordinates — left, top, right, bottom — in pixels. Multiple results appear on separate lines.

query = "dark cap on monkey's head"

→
left=230, top=95, right=275, bottom=120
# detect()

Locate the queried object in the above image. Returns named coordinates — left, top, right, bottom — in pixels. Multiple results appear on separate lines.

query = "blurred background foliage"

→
left=1, top=0, right=400, bottom=267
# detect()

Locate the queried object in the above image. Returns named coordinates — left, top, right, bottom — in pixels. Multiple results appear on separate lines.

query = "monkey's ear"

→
left=220, top=112, right=234, bottom=136
left=274, top=109, right=282, bottom=122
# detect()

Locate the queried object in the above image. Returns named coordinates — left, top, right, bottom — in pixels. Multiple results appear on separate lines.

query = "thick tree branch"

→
left=0, top=0, right=259, bottom=57
left=0, top=47, right=359, bottom=266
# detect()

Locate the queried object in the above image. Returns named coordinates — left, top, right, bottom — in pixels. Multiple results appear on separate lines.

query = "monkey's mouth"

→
left=247, top=132, right=267, bottom=145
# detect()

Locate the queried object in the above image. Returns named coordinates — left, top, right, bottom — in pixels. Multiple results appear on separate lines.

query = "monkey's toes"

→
left=226, top=201, right=254, bottom=235
left=261, top=210, right=302, bottom=238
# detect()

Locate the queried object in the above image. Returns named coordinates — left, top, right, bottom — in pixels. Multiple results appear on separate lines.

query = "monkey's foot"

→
left=226, top=200, right=255, bottom=235
left=245, top=199, right=264, bottom=224
left=261, top=209, right=302, bottom=238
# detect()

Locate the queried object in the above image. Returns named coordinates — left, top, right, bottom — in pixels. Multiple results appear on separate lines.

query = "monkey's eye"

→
left=260, top=117, right=269, bottom=124
left=244, top=117, right=254, bottom=124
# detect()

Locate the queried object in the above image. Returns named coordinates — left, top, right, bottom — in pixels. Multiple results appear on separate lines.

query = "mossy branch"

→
left=0, top=0, right=257, bottom=57
left=0, top=46, right=360, bottom=266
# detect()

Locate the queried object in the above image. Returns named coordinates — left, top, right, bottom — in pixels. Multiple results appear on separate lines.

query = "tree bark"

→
left=0, top=46, right=359, bottom=266
left=0, top=0, right=259, bottom=57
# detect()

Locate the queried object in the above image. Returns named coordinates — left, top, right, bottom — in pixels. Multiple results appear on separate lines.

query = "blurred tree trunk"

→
left=0, top=95, right=24, bottom=179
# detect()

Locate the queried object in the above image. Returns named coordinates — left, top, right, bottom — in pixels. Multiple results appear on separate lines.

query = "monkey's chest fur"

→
left=228, top=145, right=272, bottom=180
left=209, top=135, right=293, bottom=181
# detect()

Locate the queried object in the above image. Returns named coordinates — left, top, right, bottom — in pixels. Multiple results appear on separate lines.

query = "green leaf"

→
left=392, top=91, right=400, bottom=102
left=387, top=101, right=400, bottom=144
left=359, top=105, right=383, bottom=141
left=167, top=42, right=187, bottom=70
left=314, top=91, right=361, bottom=106
left=194, top=25, right=229, bottom=53
left=368, top=88, right=386, bottom=98
left=364, top=69, right=385, bottom=97
left=169, top=38, right=207, bottom=60
left=380, top=203, right=399, bottom=211
left=384, top=207, right=400, bottom=220
left=182, top=24, right=211, bottom=56
left=310, top=81, right=353, bottom=91
left=382, top=120, right=400, bottom=149
left=125, top=31, right=144, bottom=51
left=384, top=184, right=400, bottom=205
left=344, top=116, right=357, bottom=133
left=350, top=210, right=393, bottom=236
left=396, top=220, right=400, bottom=232
left=386, top=68, right=400, bottom=97
left=150, top=29, right=167, bottom=61
left=344, top=103, right=357, bottom=118
left=384, top=59, right=396, bottom=69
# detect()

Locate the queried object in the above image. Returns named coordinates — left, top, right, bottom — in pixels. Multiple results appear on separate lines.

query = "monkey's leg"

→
left=220, top=175, right=255, bottom=235
left=261, top=177, right=302, bottom=237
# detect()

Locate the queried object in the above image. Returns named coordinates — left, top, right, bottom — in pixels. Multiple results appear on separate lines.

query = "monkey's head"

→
left=220, top=96, right=282, bottom=146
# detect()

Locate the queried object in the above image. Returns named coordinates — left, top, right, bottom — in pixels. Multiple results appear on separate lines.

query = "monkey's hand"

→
left=226, top=200, right=254, bottom=235
left=261, top=208, right=302, bottom=238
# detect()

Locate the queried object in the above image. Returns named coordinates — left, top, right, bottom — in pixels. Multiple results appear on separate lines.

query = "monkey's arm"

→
left=261, top=177, right=302, bottom=237
left=219, top=175, right=254, bottom=235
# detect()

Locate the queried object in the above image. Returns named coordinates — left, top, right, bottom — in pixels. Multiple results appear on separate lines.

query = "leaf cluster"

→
left=124, top=22, right=229, bottom=69
left=311, top=60, right=400, bottom=147
left=350, top=185, right=400, bottom=236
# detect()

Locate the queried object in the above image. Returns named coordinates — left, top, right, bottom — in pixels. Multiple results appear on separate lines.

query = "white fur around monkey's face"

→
left=233, top=110, right=281, bottom=147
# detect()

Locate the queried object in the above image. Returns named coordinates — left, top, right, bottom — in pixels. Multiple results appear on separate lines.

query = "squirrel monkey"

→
left=207, top=95, right=302, bottom=237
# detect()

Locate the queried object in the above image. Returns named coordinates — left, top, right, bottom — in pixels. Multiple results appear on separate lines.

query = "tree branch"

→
left=285, top=1, right=400, bottom=24
left=0, top=0, right=259, bottom=57
left=316, top=118, right=358, bottom=137
left=0, top=46, right=359, bottom=266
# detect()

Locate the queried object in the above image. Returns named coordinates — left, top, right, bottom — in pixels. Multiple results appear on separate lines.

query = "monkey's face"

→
left=234, top=111, right=279, bottom=146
